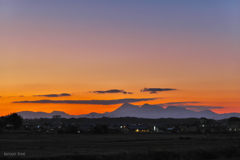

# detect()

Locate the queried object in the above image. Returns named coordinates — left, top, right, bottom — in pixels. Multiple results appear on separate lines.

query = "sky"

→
left=0, top=0, right=240, bottom=116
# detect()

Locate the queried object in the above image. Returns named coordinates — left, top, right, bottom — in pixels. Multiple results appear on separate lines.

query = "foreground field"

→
left=1, top=133, right=240, bottom=159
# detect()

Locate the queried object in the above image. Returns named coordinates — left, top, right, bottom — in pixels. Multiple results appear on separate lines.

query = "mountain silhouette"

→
left=109, top=103, right=140, bottom=117
left=17, top=111, right=77, bottom=119
left=17, top=103, right=240, bottom=119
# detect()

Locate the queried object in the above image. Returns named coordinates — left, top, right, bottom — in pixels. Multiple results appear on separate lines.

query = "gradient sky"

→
left=1, top=0, right=240, bottom=116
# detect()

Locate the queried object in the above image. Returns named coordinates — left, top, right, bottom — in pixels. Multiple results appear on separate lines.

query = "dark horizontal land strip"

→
left=1, top=133, right=240, bottom=159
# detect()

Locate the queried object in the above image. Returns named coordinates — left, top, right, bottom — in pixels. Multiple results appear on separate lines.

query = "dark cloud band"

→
left=91, top=89, right=133, bottom=94
left=176, top=105, right=224, bottom=111
left=33, top=93, right=71, bottom=97
left=13, top=98, right=158, bottom=105
left=157, top=101, right=224, bottom=111
left=141, top=88, right=177, bottom=94
left=156, top=101, right=223, bottom=111
left=165, top=101, right=200, bottom=105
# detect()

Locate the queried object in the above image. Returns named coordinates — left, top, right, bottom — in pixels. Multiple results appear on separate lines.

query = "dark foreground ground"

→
left=1, top=133, right=240, bottom=160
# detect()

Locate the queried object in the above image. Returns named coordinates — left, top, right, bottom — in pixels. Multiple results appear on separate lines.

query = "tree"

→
left=0, top=117, right=6, bottom=132
left=228, top=117, right=240, bottom=124
left=5, top=113, right=23, bottom=130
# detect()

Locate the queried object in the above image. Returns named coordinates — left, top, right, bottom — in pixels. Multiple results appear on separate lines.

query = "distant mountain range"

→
left=17, top=103, right=240, bottom=119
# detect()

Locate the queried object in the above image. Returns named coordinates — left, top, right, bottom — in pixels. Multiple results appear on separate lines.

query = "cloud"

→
left=156, top=101, right=200, bottom=107
left=141, top=88, right=177, bottom=94
left=176, top=105, right=224, bottom=111
left=90, top=89, right=133, bottom=94
left=155, top=102, right=223, bottom=111
left=7, top=95, right=25, bottom=98
left=33, top=93, right=71, bottom=97
left=165, top=101, right=200, bottom=105
left=13, top=98, right=159, bottom=105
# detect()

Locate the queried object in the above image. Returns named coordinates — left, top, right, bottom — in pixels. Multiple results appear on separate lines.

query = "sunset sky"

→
left=1, top=0, right=240, bottom=116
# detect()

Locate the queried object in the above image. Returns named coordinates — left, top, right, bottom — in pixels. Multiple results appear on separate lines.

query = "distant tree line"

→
left=0, top=113, right=23, bottom=131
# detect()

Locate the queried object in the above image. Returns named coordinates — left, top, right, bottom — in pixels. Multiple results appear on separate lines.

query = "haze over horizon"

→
left=1, top=0, right=240, bottom=116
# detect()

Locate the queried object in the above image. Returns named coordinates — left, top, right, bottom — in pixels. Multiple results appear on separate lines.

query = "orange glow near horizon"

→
left=1, top=77, right=239, bottom=116
left=0, top=88, right=239, bottom=117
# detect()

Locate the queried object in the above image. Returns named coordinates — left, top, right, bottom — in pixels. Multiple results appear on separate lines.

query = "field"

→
left=1, top=133, right=240, bottom=160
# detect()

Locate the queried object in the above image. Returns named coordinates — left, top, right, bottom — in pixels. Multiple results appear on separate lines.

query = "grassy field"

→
left=1, top=133, right=240, bottom=159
